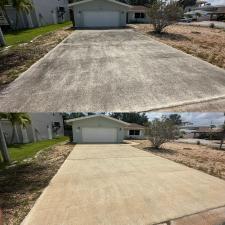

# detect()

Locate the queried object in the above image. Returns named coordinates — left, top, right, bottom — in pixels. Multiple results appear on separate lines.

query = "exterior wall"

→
left=127, top=11, right=150, bottom=23
left=71, top=0, right=129, bottom=28
left=0, top=113, right=64, bottom=144
left=32, top=0, right=69, bottom=26
left=30, top=113, right=64, bottom=141
left=124, top=129, right=145, bottom=139
left=71, top=117, right=125, bottom=143
left=1, top=0, right=69, bottom=29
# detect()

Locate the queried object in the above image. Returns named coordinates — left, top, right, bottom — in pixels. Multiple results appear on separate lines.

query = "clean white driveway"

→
left=0, top=29, right=225, bottom=112
left=22, top=144, right=225, bottom=225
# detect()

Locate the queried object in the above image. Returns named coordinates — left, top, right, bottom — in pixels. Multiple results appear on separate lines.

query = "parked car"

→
left=179, top=17, right=193, bottom=23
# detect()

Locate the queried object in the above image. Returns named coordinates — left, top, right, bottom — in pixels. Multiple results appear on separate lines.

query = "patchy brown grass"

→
left=134, top=140, right=225, bottom=180
left=0, top=142, right=74, bottom=225
left=0, top=27, right=73, bottom=88
left=132, top=24, right=225, bottom=69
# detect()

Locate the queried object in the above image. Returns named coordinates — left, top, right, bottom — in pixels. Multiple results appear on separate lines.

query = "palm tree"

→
left=11, top=0, right=33, bottom=29
left=6, top=113, right=31, bottom=144
left=0, top=113, right=10, bottom=163
left=0, top=0, right=13, bottom=28
left=0, top=26, right=6, bottom=46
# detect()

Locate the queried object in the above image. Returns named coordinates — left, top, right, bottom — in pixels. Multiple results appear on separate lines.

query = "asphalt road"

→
left=1, top=29, right=225, bottom=112
left=21, top=144, right=225, bottom=225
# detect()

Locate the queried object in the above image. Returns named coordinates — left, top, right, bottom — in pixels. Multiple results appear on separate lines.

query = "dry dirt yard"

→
left=134, top=140, right=225, bottom=181
left=0, top=142, right=74, bottom=225
left=0, top=28, right=73, bottom=88
left=132, top=24, right=225, bottom=69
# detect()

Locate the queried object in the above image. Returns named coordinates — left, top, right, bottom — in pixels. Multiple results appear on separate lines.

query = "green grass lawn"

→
left=0, top=136, right=69, bottom=169
left=3, top=21, right=72, bottom=46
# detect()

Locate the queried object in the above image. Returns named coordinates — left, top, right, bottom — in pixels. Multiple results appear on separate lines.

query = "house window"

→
left=134, top=13, right=145, bottom=19
left=129, top=130, right=140, bottom=136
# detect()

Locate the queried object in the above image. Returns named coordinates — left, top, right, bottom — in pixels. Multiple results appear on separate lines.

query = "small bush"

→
left=147, top=0, right=183, bottom=34
left=209, top=23, right=215, bottom=28
left=145, top=117, right=178, bottom=149
left=197, top=140, right=201, bottom=145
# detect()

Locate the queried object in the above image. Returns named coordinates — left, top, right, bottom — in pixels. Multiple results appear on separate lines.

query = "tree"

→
left=4, top=113, right=31, bottom=144
left=0, top=0, right=13, bottom=28
left=11, top=0, right=33, bottom=29
left=146, top=117, right=177, bottom=148
left=178, top=0, right=196, bottom=9
left=165, top=114, right=182, bottom=125
left=62, top=112, right=86, bottom=120
left=0, top=114, right=10, bottom=163
left=147, top=0, right=183, bottom=34
left=110, top=113, right=148, bottom=125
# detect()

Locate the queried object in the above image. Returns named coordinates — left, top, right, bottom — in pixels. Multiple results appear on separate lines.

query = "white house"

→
left=127, top=5, right=150, bottom=24
left=124, top=123, right=145, bottom=139
left=0, top=0, right=69, bottom=29
left=69, top=0, right=131, bottom=28
left=0, top=113, right=64, bottom=144
left=66, top=115, right=146, bottom=144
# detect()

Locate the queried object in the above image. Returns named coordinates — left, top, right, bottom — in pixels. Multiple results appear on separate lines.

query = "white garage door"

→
left=82, top=128, right=117, bottom=143
left=83, top=11, right=120, bottom=27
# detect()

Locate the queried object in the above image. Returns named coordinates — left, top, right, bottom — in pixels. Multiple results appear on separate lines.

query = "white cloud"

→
left=207, top=0, right=225, bottom=5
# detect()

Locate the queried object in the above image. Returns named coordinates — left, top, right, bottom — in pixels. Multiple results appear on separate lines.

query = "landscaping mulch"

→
left=0, top=142, right=74, bottom=225
left=0, top=27, right=73, bottom=88
left=132, top=24, right=225, bottom=69
left=134, top=140, right=225, bottom=181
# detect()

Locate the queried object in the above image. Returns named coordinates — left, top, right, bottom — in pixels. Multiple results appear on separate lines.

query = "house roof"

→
left=128, top=5, right=148, bottom=11
left=124, top=123, right=145, bottom=129
left=66, top=115, right=130, bottom=125
left=192, top=127, right=223, bottom=133
left=69, top=0, right=131, bottom=8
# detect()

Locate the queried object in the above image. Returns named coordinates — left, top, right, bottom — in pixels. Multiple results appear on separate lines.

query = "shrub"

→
left=147, top=0, right=183, bottom=34
left=145, top=118, right=178, bottom=149
left=209, top=23, right=215, bottom=28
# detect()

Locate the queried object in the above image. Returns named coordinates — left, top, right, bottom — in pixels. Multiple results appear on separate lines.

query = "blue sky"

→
left=207, top=0, right=225, bottom=5
left=146, top=112, right=225, bottom=126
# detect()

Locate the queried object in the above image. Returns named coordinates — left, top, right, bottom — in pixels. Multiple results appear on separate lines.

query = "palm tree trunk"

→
left=11, top=124, right=20, bottom=144
left=15, top=11, right=19, bottom=30
left=0, top=6, right=12, bottom=29
left=21, top=125, right=29, bottom=143
left=0, top=122, right=10, bottom=163
left=0, top=27, right=6, bottom=46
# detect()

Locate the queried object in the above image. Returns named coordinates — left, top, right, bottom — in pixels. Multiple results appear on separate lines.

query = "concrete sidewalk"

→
left=21, top=144, right=225, bottom=225
left=1, top=29, right=225, bottom=112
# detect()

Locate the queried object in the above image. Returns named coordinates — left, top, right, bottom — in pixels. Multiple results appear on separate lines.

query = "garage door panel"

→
left=83, top=11, right=120, bottom=27
left=82, top=128, right=117, bottom=143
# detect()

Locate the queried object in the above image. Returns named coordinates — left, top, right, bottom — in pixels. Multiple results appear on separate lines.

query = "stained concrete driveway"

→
left=21, top=144, right=225, bottom=225
left=1, top=29, right=225, bottom=112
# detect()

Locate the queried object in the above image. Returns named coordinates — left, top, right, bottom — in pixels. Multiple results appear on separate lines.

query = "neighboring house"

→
left=192, top=127, right=223, bottom=139
left=0, top=0, right=69, bottom=29
left=0, top=113, right=64, bottom=144
left=69, top=0, right=131, bottom=28
left=127, top=5, right=150, bottom=23
left=184, top=0, right=225, bottom=21
left=124, top=123, right=145, bottom=139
